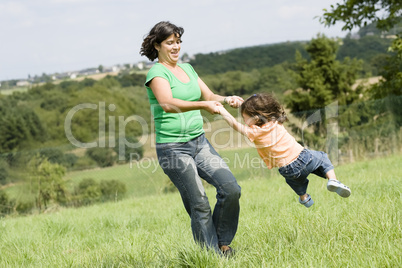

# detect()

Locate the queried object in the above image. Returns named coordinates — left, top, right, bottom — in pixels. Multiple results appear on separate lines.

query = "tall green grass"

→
left=0, top=153, right=400, bottom=267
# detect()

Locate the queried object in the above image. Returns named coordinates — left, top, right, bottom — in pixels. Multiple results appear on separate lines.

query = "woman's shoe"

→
left=220, top=245, right=235, bottom=258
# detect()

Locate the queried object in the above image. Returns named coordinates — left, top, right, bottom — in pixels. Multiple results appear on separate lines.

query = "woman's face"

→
left=155, top=33, right=181, bottom=64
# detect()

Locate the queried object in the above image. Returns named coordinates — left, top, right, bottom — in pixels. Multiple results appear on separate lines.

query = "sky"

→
left=0, top=0, right=348, bottom=81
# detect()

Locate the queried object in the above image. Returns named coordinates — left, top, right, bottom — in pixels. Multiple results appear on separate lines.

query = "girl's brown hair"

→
left=140, top=21, right=184, bottom=61
left=240, top=93, right=287, bottom=126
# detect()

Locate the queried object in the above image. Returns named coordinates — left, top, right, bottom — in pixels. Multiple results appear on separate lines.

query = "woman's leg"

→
left=157, top=143, right=220, bottom=252
left=194, top=136, right=241, bottom=247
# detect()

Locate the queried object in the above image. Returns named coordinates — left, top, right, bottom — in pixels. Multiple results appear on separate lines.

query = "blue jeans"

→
left=278, top=149, right=334, bottom=195
left=156, top=134, right=241, bottom=251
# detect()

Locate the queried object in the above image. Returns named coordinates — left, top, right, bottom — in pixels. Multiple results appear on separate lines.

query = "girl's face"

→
left=155, top=33, right=181, bottom=64
left=242, top=113, right=257, bottom=127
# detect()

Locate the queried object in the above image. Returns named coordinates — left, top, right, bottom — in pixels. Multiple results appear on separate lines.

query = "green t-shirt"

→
left=145, top=63, right=205, bottom=143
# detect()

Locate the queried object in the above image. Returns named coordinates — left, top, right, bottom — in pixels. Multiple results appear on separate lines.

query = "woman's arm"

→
left=218, top=106, right=249, bottom=136
left=149, top=77, right=221, bottom=114
left=198, top=78, right=244, bottom=108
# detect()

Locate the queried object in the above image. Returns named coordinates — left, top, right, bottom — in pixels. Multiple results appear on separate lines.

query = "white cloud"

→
left=278, top=5, right=318, bottom=20
left=0, top=2, right=28, bottom=16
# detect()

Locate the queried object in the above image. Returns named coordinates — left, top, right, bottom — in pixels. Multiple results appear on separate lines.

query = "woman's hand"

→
left=203, top=101, right=223, bottom=114
left=224, top=96, right=244, bottom=108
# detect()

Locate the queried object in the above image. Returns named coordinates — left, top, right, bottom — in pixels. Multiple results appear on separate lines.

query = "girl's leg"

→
left=325, top=169, right=337, bottom=180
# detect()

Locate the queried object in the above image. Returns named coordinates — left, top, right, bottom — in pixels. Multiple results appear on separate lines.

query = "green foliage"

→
left=75, top=178, right=102, bottom=205
left=0, top=160, right=8, bottom=185
left=39, top=148, right=78, bottom=169
left=0, top=101, right=47, bottom=152
left=321, top=0, right=402, bottom=31
left=337, top=35, right=392, bottom=76
left=190, top=41, right=309, bottom=76
left=117, top=73, right=146, bottom=87
left=201, top=64, right=297, bottom=101
left=28, top=156, right=67, bottom=210
left=99, top=179, right=127, bottom=201
left=369, top=34, right=402, bottom=100
left=73, top=178, right=127, bottom=206
left=285, top=35, right=364, bottom=148
left=14, top=200, right=34, bottom=214
left=0, top=190, right=11, bottom=215
left=0, top=167, right=8, bottom=185
left=320, top=1, right=401, bottom=105
left=286, top=34, right=362, bottom=112
left=85, top=147, right=115, bottom=167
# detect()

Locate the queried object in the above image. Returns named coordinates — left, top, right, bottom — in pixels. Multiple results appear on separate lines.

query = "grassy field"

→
left=0, top=152, right=401, bottom=267
left=0, top=87, right=29, bottom=95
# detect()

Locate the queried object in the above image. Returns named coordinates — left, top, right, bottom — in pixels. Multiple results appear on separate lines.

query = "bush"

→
left=63, top=153, right=78, bottom=169
left=76, top=178, right=101, bottom=205
left=39, top=148, right=65, bottom=164
left=0, top=166, right=8, bottom=185
left=85, top=148, right=115, bottom=167
left=117, top=73, right=146, bottom=87
left=0, top=191, right=11, bottom=215
left=99, top=180, right=127, bottom=201
left=73, top=178, right=127, bottom=206
left=15, top=200, right=34, bottom=214
left=39, top=148, right=78, bottom=169
left=71, top=155, right=97, bottom=171
left=40, top=96, right=69, bottom=111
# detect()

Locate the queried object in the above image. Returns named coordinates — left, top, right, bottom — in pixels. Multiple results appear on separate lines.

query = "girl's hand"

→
left=225, top=96, right=244, bottom=108
left=204, top=101, right=223, bottom=114
left=217, top=106, right=230, bottom=116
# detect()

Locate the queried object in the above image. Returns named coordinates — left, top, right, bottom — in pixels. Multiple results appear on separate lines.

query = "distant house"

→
left=16, top=80, right=31, bottom=87
left=137, top=62, right=144, bottom=70
left=78, top=68, right=99, bottom=76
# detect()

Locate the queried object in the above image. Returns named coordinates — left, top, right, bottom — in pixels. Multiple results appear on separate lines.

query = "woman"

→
left=140, top=21, right=242, bottom=255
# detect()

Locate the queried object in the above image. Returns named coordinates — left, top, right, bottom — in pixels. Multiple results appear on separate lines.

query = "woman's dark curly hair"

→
left=240, top=93, right=288, bottom=126
left=140, top=21, right=184, bottom=61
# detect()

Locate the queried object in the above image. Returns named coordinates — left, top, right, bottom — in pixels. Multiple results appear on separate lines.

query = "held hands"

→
left=224, top=95, right=244, bottom=108
left=217, top=106, right=230, bottom=116
left=204, top=101, right=223, bottom=114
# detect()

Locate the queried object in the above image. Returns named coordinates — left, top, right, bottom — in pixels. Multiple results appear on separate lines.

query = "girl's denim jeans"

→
left=156, top=134, right=241, bottom=252
left=278, top=149, right=334, bottom=195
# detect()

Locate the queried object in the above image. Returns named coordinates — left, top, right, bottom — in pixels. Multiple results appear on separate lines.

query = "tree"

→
left=28, top=156, right=67, bottom=211
left=285, top=35, right=362, bottom=145
left=321, top=0, right=401, bottom=31
left=0, top=103, right=47, bottom=152
left=99, top=179, right=126, bottom=201
left=321, top=0, right=402, bottom=99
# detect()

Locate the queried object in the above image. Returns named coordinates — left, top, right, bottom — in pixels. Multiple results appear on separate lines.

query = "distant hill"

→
left=190, top=35, right=393, bottom=77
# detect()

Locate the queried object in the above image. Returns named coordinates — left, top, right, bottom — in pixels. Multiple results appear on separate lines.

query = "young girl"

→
left=218, top=93, right=351, bottom=207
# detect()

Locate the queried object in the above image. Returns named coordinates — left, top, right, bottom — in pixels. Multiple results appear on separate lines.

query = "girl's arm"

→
left=218, top=106, right=250, bottom=136
left=198, top=77, right=243, bottom=108
left=149, top=77, right=221, bottom=114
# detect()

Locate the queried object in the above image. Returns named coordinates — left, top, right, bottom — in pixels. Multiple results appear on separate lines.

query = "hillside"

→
left=189, top=35, right=392, bottom=77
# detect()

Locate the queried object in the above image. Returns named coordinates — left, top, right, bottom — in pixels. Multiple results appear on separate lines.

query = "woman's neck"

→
left=159, top=60, right=178, bottom=70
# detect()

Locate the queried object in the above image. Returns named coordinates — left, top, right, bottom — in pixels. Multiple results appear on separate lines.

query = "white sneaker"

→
left=327, top=179, right=351, bottom=198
